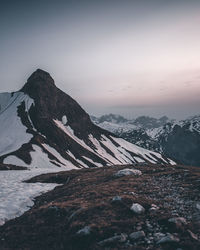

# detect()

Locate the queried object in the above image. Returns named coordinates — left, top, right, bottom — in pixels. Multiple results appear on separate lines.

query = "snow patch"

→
left=82, top=156, right=103, bottom=167
left=110, top=136, right=168, bottom=164
left=62, top=115, right=67, bottom=125
left=134, top=156, right=145, bottom=163
left=42, top=144, right=78, bottom=170
left=3, top=155, right=27, bottom=167
left=4, top=144, right=78, bottom=170
left=67, top=151, right=89, bottom=168
left=54, top=119, right=93, bottom=153
left=0, top=168, right=65, bottom=226
left=96, top=121, right=137, bottom=134
left=89, top=134, right=120, bottom=165
left=0, top=92, right=34, bottom=157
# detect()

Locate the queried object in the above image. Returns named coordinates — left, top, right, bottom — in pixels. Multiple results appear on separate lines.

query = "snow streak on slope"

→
left=88, top=134, right=123, bottom=165
left=42, top=144, right=78, bottom=170
left=100, top=135, right=133, bottom=164
left=0, top=92, right=34, bottom=156
left=4, top=144, right=78, bottom=170
left=54, top=119, right=173, bottom=166
left=95, top=121, right=137, bottom=134
left=111, top=137, right=176, bottom=165
left=179, top=115, right=200, bottom=133
left=54, top=120, right=93, bottom=152
left=67, top=151, right=89, bottom=168
left=82, top=156, right=103, bottom=167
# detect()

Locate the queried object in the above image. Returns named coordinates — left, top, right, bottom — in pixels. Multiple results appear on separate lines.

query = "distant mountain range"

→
left=91, top=114, right=200, bottom=166
left=91, top=114, right=173, bottom=129
left=0, top=69, right=175, bottom=170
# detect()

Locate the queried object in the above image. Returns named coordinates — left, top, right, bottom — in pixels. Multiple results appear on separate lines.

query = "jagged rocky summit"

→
left=0, top=69, right=176, bottom=169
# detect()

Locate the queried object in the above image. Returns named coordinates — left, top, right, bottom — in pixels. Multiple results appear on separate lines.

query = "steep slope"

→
left=0, top=92, right=33, bottom=157
left=125, top=118, right=200, bottom=166
left=0, top=69, right=175, bottom=169
left=151, top=117, right=200, bottom=166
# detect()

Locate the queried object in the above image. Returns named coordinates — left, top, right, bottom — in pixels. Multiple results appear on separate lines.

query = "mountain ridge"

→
left=92, top=114, right=200, bottom=166
left=0, top=69, right=175, bottom=170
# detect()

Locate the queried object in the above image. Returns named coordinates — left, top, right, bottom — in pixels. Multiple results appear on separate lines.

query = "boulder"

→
left=76, top=226, right=91, bottom=236
left=168, top=217, right=187, bottom=225
left=114, top=168, right=142, bottom=177
left=130, top=203, right=145, bottom=214
left=98, top=233, right=127, bottom=246
left=153, top=232, right=166, bottom=241
left=156, top=233, right=180, bottom=244
left=111, top=196, right=122, bottom=202
left=168, top=217, right=187, bottom=231
left=129, top=231, right=145, bottom=241
left=149, top=204, right=159, bottom=211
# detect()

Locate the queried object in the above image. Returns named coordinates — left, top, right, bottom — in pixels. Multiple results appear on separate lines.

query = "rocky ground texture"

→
left=0, top=164, right=200, bottom=250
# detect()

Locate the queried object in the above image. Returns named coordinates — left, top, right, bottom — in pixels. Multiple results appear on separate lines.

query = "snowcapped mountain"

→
left=93, top=114, right=200, bottom=166
left=92, top=114, right=172, bottom=133
left=93, top=113, right=128, bottom=124
left=133, top=115, right=172, bottom=129
left=0, top=69, right=175, bottom=169
left=152, top=116, right=200, bottom=166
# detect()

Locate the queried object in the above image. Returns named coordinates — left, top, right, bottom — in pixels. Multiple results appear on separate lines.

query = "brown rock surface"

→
left=0, top=164, right=200, bottom=249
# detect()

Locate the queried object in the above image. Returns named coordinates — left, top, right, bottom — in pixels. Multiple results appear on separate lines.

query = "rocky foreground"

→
left=0, top=164, right=200, bottom=250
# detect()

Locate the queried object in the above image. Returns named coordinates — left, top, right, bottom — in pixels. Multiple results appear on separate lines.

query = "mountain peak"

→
left=21, top=69, right=56, bottom=93
left=27, top=69, right=55, bottom=85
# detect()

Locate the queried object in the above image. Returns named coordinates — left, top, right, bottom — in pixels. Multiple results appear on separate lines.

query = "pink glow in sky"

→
left=0, top=0, right=200, bottom=119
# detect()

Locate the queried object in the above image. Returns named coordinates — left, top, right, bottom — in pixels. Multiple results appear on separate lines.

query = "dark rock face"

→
left=21, top=69, right=96, bottom=138
left=132, top=115, right=171, bottom=129
left=0, top=163, right=27, bottom=170
left=19, top=69, right=112, bottom=168
left=160, top=126, right=200, bottom=166
left=118, top=129, right=157, bottom=151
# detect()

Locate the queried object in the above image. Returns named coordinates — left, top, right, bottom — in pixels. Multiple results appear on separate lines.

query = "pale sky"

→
left=0, top=0, right=200, bottom=119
